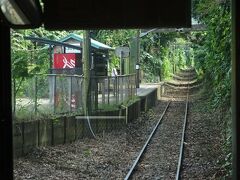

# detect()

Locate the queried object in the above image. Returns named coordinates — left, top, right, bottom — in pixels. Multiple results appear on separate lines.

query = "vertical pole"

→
left=49, top=45, right=52, bottom=73
left=102, top=78, right=105, bottom=105
left=136, top=29, right=140, bottom=88
left=70, top=76, right=73, bottom=112
left=107, top=77, right=110, bottom=104
left=94, top=77, right=98, bottom=110
left=232, top=0, right=239, bottom=179
left=120, top=76, right=123, bottom=102
left=53, top=75, right=56, bottom=113
left=34, top=76, right=38, bottom=115
left=92, top=54, right=98, bottom=110
left=173, top=45, right=175, bottom=74
left=120, top=51, right=123, bottom=75
left=13, top=78, right=16, bottom=116
left=83, top=30, right=92, bottom=116
left=0, top=23, right=13, bottom=179
left=116, top=76, right=119, bottom=104
left=22, top=122, right=25, bottom=155
left=37, top=120, right=40, bottom=146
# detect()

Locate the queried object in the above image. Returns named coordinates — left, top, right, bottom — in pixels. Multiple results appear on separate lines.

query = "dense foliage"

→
left=11, top=28, right=73, bottom=114
left=94, top=30, right=137, bottom=70
left=140, top=32, right=194, bottom=82
left=192, top=0, right=231, bottom=108
left=192, top=0, right=232, bottom=177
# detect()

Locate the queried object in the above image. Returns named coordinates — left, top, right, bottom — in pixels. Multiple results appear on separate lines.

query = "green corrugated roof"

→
left=59, top=33, right=113, bottom=50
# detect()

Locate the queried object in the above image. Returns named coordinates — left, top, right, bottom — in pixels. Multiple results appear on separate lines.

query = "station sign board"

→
left=53, top=53, right=81, bottom=69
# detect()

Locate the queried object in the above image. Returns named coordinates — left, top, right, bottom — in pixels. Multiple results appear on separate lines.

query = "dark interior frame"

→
left=0, top=0, right=239, bottom=179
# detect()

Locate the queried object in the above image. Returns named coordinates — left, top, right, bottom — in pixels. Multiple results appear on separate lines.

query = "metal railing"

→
left=14, top=73, right=136, bottom=120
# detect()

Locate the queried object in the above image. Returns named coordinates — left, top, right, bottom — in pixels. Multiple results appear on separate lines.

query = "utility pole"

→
left=83, top=30, right=91, bottom=116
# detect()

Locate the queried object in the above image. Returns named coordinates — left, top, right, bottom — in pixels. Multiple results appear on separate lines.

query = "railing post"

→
left=116, top=76, right=119, bottom=104
left=107, top=76, right=110, bottom=104
left=70, top=76, right=73, bottom=112
left=102, top=77, right=105, bottom=105
left=53, top=75, right=56, bottom=113
left=127, top=76, right=131, bottom=98
left=120, top=76, right=123, bottom=103
left=34, top=76, right=38, bottom=115
left=94, top=77, right=98, bottom=111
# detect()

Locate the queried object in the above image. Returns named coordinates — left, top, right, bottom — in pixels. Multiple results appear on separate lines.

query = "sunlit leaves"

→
left=192, top=0, right=231, bottom=108
left=95, top=30, right=136, bottom=48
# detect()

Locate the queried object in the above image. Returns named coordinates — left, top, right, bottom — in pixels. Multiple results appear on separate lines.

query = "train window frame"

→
left=0, top=0, right=239, bottom=179
left=0, top=0, right=42, bottom=29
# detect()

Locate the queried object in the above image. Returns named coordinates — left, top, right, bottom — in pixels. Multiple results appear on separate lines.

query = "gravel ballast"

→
left=14, top=97, right=228, bottom=179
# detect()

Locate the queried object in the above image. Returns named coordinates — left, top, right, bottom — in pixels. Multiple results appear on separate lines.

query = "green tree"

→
left=192, top=0, right=231, bottom=107
left=11, top=28, right=73, bottom=114
left=192, top=0, right=231, bottom=177
left=94, top=30, right=137, bottom=74
left=140, top=32, right=190, bottom=82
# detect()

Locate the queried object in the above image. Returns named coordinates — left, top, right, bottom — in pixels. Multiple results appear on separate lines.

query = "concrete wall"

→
left=139, top=88, right=157, bottom=111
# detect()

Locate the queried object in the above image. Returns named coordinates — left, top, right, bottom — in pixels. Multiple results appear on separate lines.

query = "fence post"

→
left=107, top=77, right=110, bottom=104
left=37, top=120, right=40, bottom=146
left=94, top=77, right=98, bottom=111
left=116, top=76, right=119, bottom=104
left=102, top=77, right=105, bottom=105
left=64, top=116, right=66, bottom=144
left=135, top=74, right=137, bottom=95
left=70, top=76, right=73, bottom=112
left=34, top=76, right=38, bottom=115
left=21, top=122, right=25, bottom=155
left=13, top=78, right=16, bottom=115
left=51, top=119, right=54, bottom=145
left=120, top=76, right=123, bottom=102
left=126, top=76, right=128, bottom=99
left=53, top=75, right=56, bottom=113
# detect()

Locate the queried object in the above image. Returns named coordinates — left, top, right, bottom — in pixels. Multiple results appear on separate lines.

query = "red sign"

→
left=53, top=53, right=76, bottom=69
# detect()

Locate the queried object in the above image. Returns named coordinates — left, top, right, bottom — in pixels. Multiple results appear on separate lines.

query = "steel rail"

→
left=175, top=78, right=190, bottom=180
left=175, top=93, right=189, bottom=180
left=124, top=101, right=170, bottom=180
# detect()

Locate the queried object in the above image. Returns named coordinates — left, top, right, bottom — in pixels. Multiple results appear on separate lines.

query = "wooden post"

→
left=83, top=30, right=92, bottom=116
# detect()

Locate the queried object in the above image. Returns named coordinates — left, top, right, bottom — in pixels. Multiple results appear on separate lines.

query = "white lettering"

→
left=62, top=56, right=75, bottom=68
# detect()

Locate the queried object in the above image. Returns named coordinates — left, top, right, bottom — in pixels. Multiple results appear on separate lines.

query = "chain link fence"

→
left=13, top=74, right=136, bottom=121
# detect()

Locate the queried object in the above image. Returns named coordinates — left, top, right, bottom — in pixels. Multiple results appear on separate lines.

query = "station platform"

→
left=137, top=83, right=163, bottom=100
left=137, top=84, right=159, bottom=96
left=136, top=83, right=161, bottom=111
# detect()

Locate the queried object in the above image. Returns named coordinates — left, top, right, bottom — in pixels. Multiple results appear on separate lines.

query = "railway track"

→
left=124, top=94, right=189, bottom=179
